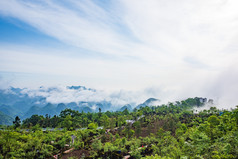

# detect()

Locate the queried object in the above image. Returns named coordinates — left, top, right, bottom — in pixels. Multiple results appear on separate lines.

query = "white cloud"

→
left=20, top=85, right=164, bottom=108
left=0, top=0, right=238, bottom=108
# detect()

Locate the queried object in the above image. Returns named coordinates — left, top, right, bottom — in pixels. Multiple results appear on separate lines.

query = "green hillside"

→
left=0, top=111, right=13, bottom=125
left=0, top=97, right=237, bottom=159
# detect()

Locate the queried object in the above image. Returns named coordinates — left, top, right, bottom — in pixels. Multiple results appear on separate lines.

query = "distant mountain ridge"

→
left=118, top=104, right=132, bottom=112
left=135, top=98, right=160, bottom=109
left=0, top=86, right=160, bottom=125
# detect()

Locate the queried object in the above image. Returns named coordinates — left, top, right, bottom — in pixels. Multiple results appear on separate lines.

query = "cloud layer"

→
left=20, top=85, right=164, bottom=108
left=0, top=0, right=238, bottom=108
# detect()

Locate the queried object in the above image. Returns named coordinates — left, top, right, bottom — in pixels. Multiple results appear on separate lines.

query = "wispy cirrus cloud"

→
left=1, top=0, right=237, bottom=67
left=0, top=0, right=134, bottom=57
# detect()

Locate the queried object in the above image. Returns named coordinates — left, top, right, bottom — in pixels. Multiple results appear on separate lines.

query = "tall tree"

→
left=13, top=116, right=21, bottom=128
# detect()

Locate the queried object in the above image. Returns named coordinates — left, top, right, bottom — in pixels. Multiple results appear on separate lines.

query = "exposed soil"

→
left=134, top=119, right=165, bottom=137
left=60, top=149, right=90, bottom=159
left=60, top=118, right=170, bottom=158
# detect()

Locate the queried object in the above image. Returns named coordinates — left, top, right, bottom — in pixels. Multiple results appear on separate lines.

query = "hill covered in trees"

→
left=0, top=111, right=13, bottom=125
left=0, top=97, right=237, bottom=158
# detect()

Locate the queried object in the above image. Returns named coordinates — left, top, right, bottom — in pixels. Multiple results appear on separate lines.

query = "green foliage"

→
left=61, top=115, right=73, bottom=130
left=134, top=121, right=141, bottom=136
left=92, top=139, right=102, bottom=151
left=88, top=122, right=98, bottom=130
left=208, top=115, right=220, bottom=127
left=0, top=97, right=237, bottom=158
left=32, top=124, right=41, bottom=131
left=142, top=154, right=172, bottom=159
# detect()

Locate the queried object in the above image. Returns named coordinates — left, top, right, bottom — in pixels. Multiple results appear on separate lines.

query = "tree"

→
left=128, top=129, right=135, bottom=139
left=122, top=137, right=126, bottom=147
left=88, top=123, right=97, bottom=130
left=32, top=124, right=41, bottom=131
left=99, top=108, right=102, bottom=118
left=100, top=114, right=109, bottom=128
left=13, top=116, right=21, bottom=128
left=23, top=114, right=44, bottom=127
left=61, top=115, right=72, bottom=130
left=123, top=108, right=129, bottom=115
left=208, top=115, right=220, bottom=127
left=92, top=139, right=102, bottom=151
left=134, top=121, right=141, bottom=137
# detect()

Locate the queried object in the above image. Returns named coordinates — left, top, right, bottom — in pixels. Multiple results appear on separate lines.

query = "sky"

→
left=0, top=0, right=238, bottom=108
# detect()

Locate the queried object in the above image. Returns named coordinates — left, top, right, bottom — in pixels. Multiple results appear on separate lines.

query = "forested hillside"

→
left=0, top=97, right=237, bottom=159
left=0, top=111, right=13, bottom=125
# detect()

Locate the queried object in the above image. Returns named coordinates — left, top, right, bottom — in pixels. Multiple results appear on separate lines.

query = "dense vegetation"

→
left=0, top=97, right=237, bottom=159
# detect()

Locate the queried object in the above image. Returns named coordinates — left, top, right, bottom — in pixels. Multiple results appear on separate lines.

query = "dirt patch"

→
left=61, top=149, right=89, bottom=159
left=134, top=119, right=177, bottom=137
left=133, top=120, right=161, bottom=137
left=63, top=148, right=74, bottom=154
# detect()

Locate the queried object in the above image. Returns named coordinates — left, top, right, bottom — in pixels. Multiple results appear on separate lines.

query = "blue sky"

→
left=0, top=0, right=238, bottom=107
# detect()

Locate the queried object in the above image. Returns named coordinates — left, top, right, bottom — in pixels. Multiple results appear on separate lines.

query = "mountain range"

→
left=0, top=86, right=160, bottom=125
